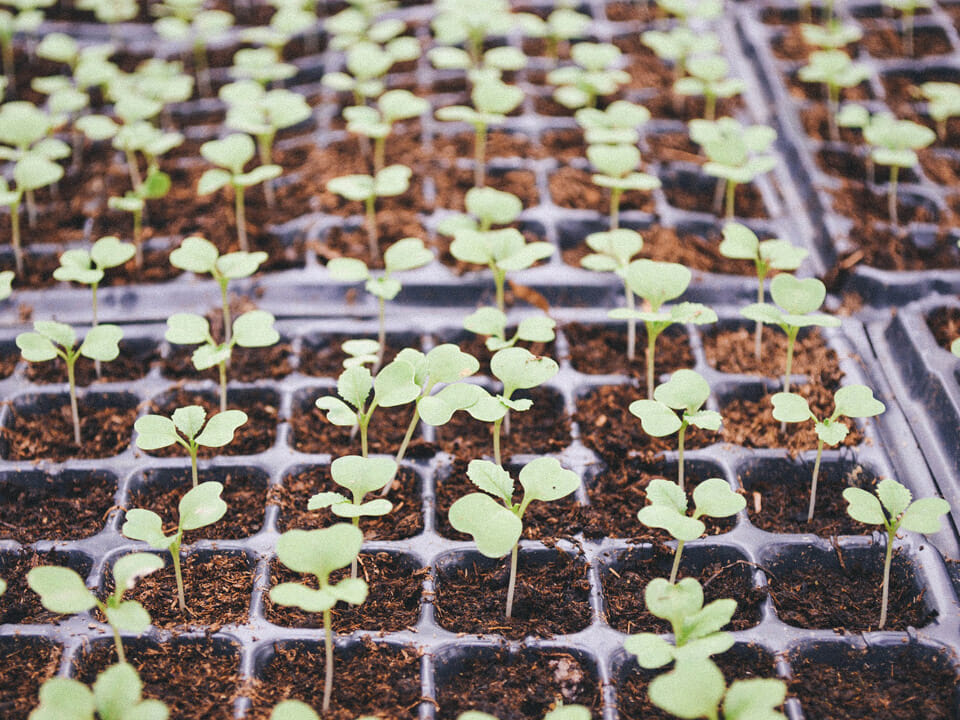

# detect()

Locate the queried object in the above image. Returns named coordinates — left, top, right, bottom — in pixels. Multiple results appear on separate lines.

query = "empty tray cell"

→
left=0, top=635, right=62, bottom=720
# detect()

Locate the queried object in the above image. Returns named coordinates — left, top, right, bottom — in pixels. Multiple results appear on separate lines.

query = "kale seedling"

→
left=740, top=274, right=840, bottom=393
left=270, top=524, right=368, bottom=715
left=322, top=41, right=407, bottom=104
left=134, top=405, right=248, bottom=488
left=587, top=142, right=661, bottom=230
left=428, top=0, right=527, bottom=82
left=198, top=133, right=282, bottom=253
left=580, top=228, right=644, bottom=358
left=920, top=81, right=960, bottom=140
left=643, top=27, right=719, bottom=81
left=30, top=661, right=169, bottom=720
left=800, top=20, right=863, bottom=49
left=153, top=0, right=233, bottom=97
left=576, top=100, right=651, bottom=146
left=673, top=55, right=745, bottom=122
left=844, top=478, right=949, bottom=629
left=0, top=0, right=52, bottom=88
left=0, top=269, right=11, bottom=299
left=630, top=370, right=722, bottom=490
left=449, top=456, right=580, bottom=618
left=122, top=481, right=228, bottom=613
left=17, top=321, right=123, bottom=444
left=27, top=553, right=163, bottom=663
left=772, top=384, right=885, bottom=522
left=229, top=47, right=296, bottom=87
left=719, top=222, right=808, bottom=362
left=344, top=89, right=429, bottom=174
left=54, top=236, right=135, bottom=326
left=548, top=42, right=630, bottom=110
left=521, top=5, right=591, bottom=59
left=611, top=259, right=718, bottom=397
left=656, top=0, right=723, bottom=23
left=797, top=50, right=872, bottom=141
left=463, top=306, right=556, bottom=353
left=882, top=0, right=931, bottom=56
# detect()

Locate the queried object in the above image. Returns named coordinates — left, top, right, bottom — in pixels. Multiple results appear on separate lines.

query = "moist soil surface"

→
left=926, top=305, right=960, bottom=351
left=0, top=471, right=116, bottom=542
left=246, top=640, right=422, bottom=720
left=0, top=550, right=91, bottom=624
left=289, top=399, right=431, bottom=457
left=0, top=638, right=61, bottom=720
left=433, top=549, right=591, bottom=639
left=163, top=342, right=294, bottom=382
left=265, top=551, right=426, bottom=632
left=702, top=325, right=840, bottom=378
left=24, top=340, right=160, bottom=385
left=563, top=322, right=694, bottom=378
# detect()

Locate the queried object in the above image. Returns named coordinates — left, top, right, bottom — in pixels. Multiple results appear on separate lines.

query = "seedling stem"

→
left=10, top=203, right=21, bottom=275
left=610, top=187, right=623, bottom=230
left=475, top=124, right=487, bottom=188
left=365, top=195, right=378, bottom=262
left=888, top=164, right=899, bottom=224
left=235, top=187, right=248, bottom=253
left=323, top=608, right=334, bottom=713
left=724, top=179, right=736, bottom=219
left=505, top=543, right=519, bottom=619
left=67, top=358, right=80, bottom=444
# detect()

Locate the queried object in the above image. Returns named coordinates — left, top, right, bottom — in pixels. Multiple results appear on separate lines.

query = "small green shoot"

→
left=324, top=39, right=420, bottom=104
left=952, top=337, right=960, bottom=358
left=548, top=41, right=630, bottom=110
left=0, top=269, right=12, bottom=300
left=800, top=21, right=863, bottom=49
left=30, top=662, right=169, bottom=720
left=919, top=82, right=960, bottom=141
left=580, top=228, right=644, bottom=360
left=429, top=0, right=527, bottom=82
left=343, top=89, right=428, bottom=174
left=656, top=0, right=723, bottom=24
left=326, top=164, right=411, bottom=263
left=587, top=142, right=661, bottom=229
left=643, top=27, right=719, bottom=79
left=463, top=307, right=556, bottom=353
left=0, top=0, right=53, bottom=89
left=521, top=6, right=591, bottom=59
left=229, top=47, right=296, bottom=86
left=153, top=0, right=233, bottom=97
left=673, top=55, right=745, bottom=122
left=575, top=100, right=651, bottom=146
left=54, top=236, right=135, bottom=327
left=797, top=50, right=871, bottom=141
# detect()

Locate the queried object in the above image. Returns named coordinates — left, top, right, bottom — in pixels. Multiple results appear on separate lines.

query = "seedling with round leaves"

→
left=547, top=41, right=630, bottom=110
left=844, top=478, right=949, bottom=629
left=797, top=50, right=872, bottom=141
left=27, top=553, right=163, bottom=664
left=637, top=478, right=744, bottom=582
left=719, top=223, right=808, bottom=361
left=772, top=385, right=885, bottom=523
left=343, top=89, right=429, bottom=173
left=54, top=236, right=136, bottom=327
left=106, top=169, right=174, bottom=271
left=241, top=3, right=319, bottom=58
left=229, top=47, right=296, bottom=86
left=575, top=100, right=652, bottom=146
left=16, top=321, right=123, bottom=444
left=740, top=274, right=840, bottom=393
left=324, top=0, right=404, bottom=52
left=463, top=306, right=556, bottom=354
left=76, top=0, right=136, bottom=27
left=630, top=369, right=723, bottom=490
left=800, top=20, right=863, bottom=49
left=520, top=6, right=592, bottom=59
left=611, top=260, right=718, bottom=397
left=919, top=82, right=960, bottom=141
left=165, top=309, right=279, bottom=412
left=458, top=705, right=590, bottom=720
left=30, top=661, right=169, bottom=720
left=326, top=163, right=412, bottom=263
left=882, top=0, right=931, bottom=56
left=153, top=0, right=234, bottom=97
left=642, top=27, right=720, bottom=79
left=327, top=237, right=433, bottom=367
left=198, top=133, right=282, bottom=253
left=656, top=0, right=723, bottom=23
left=428, top=0, right=527, bottom=82
left=270, top=524, right=368, bottom=715
left=449, top=456, right=580, bottom=618
left=122, top=480, right=228, bottom=613
left=0, top=0, right=53, bottom=85
left=435, top=76, right=524, bottom=188
left=673, top=54, right=745, bottom=122
left=323, top=39, right=419, bottom=104
left=587, top=142, right=661, bottom=230
left=134, top=405, right=247, bottom=488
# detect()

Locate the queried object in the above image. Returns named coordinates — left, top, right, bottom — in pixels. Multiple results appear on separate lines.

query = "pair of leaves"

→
left=326, top=164, right=411, bottom=202
left=316, top=360, right=420, bottom=425
left=165, top=310, right=279, bottom=369
left=30, top=662, right=168, bottom=720
left=844, top=478, right=949, bottom=535
left=134, top=406, right=248, bottom=451
left=198, top=133, right=281, bottom=191
left=719, top=223, right=807, bottom=274
left=308, top=455, right=396, bottom=519
left=327, top=237, right=433, bottom=301
left=169, top=235, right=267, bottom=280
left=17, top=321, right=123, bottom=364
left=581, top=229, right=643, bottom=272
left=464, top=307, right=556, bottom=352
left=740, top=274, right=840, bottom=330
left=450, top=228, right=554, bottom=271
left=122, top=481, right=228, bottom=549
left=637, top=477, right=745, bottom=542
left=649, top=659, right=787, bottom=720
left=54, top=236, right=135, bottom=285
left=771, top=385, right=885, bottom=446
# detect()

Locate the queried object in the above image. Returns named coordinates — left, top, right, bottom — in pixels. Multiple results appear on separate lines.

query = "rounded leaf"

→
left=121, top=509, right=170, bottom=549
left=112, top=552, right=164, bottom=594
left=833, top=384, right=885, bottom=419
left=201, top=133, right=255, bottom=174
left=654, top=369, right=711, bottom=412
left=17, top=331, right=58, bottom=362
left=692, top=478, right=746, bottom=519
left=770, top=392, right=812, bottom=424
left=232, top=310, right=279, bottom=348
left=271, top=700, right=320, bottom=720
left=195, top=409, right=248, bottom=447
left=770, top=274, right=827, bottom=315
left=27, top=566, right=96, bottom=614
left=518, top=457, right=580, bottom=503
left=275, top=524, right=364, bottom=581
left=449, top=493, right=522, bottom=558
left=79, top=324, right=123, bottom=362
left=842, top=487, right=886, bottom=526
left=104, top=600, right=152, bottom=635
left=490, top=347, right=559, bottom=392
left=169, top=236, right=218, bottom=274
left=166, top=313, right=210, bottom=345
left=178, top=481, right=227, bottom=531
left=330, top=455, right=398, bottom=497
left=629, top=399, right=683, bottom=437
left=622, top=259, right=691, bottom=308
left=90, top=235, right=135, bottom=270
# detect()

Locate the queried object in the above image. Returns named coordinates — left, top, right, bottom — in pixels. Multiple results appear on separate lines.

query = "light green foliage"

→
left=0, top=269, right=11, bottom=300
left=643, top=27, right=719, bottom=78
left=673, top=54, right=745, bottom=121
left=54, top=236, right=135, bottom=324
left=325, top=0, right=405, bottom=52
left=521, top=6, right=591, bottom=58
left=342, top=338, right=382, bottom=368
left=952, top=337, right=960, bottom=358
left=798, top=50, right=871, bottom=140
left=323, top=38, right=418, bottom=101
left=429, top=0, right=527, bottom=80
left=800, top=21, right=863, bottom=49
left=153, top=0, right=233, bottom=96
left=587, top=142, right=661, bottom=229
left=76, top=0, right=136, bottom=23
left=344, top=89, right=428, bottom=172
left=29, top=662, right=169, bottom=720
left=581, top=228, right=644, bottom=360
left=548, top=41, right=630, bottom=110
left=575, top=100, right=651, bottom=146
left=463, top=306, right=556, bottom=352
left=657, top=0, right=723, bottom=22
left=0, top=0, right=54, bottom=87
left=882, top=0, right=931, bottom=55
left=327, top=163, right=412, bottom=262
left=230, top=47, right=296, bottom=85
left=920, top=82, right=960, bottom=139
left=308, top=454, right=396, bottom=519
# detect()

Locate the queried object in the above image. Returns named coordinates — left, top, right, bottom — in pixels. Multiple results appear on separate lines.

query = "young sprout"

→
left=54, top=236, right=136, bottom=327
left=772, top=385, right=886, bottom=523
left=343, top=89, right=429, bottom=174
left=575, top=100, right=652, bottom=146
left=122, top=481, right=228, bottom=614
left=324, top=0, right=405, bottom=52
left=326, top=163, right=412, bottom=263
left=449, top=457, right=580, bottom=619
left=673, top=55, right=745, bottom=122
left=27, top=553, right=163, bottom=663
left=435, top=75, right=524, bottom=188
left=521, top=6, right=592, bottom=59
left=463, top=307, right=556, bottom=353
left=611, top=260, right=718, bottom=397
left=270, top=525, right=368, bottom=715
left=16, top=321, right=123, bottom=444
left=630, top=369, right=723, bottom=490
left=153, top=0, right=234, bottom=97
left=428, top=0, right=527, bottom=82
left=0, top=0, right=53, bottom=88
left=719, top=223, right=808, bottom=362
left=30, top=662, right=169, bottom=720
left=342, top=338, right=382, bottom=369
left=580, top=229, right=644, bottom=360
left=229, top=47, right=296, bottom=87
left=882, top=0, right=931, bottom=56
left=165, top=309, right=279, bottom=412
left=548, top=42, right=630, bottom=110
left=134, top=405, right=248, bottom=488
left=797, top=50, right=871, bottom=141
left=740, top=274, right=840, bottom=393
left=952, top=337, right=960, bottom=358
left=800, top=20, right=863, bottom=50
left=643, top=27, right=720, bottom=80
left=843, top=479, right=949, bottom=629
left=323, top=39, right=420, bottom=104
left=327, top=237, right=433, bottom=367
left=919, top=82, right=960, bottom=141
left=76, top=0, right=137, bottom=29
left=587, top=142, right=661, bottom=230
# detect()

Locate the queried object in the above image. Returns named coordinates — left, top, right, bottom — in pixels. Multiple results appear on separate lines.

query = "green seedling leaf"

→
left=194, top=410, right=248, bottom=447
left=270, top=700, right=320, bottom=720
left=833, top=384, right=886, bottom=418
left=654, top=368, right=711, bottom=411
left=723, top=678, right=787, bottom=720
left=90, top=236, right=135, bottom=270
left=269, top=582, right=339, bottom=613
left=330, top=455, right=398, bottom=497
left=770, top=274, right=827, bottom=315
left=178, top=481, right=227, bottom=531
left=201, top=133, right=254, bottom=174
left=842, top=487, right=886, bottom=525
left=373, top=359, right=420, bottom=407
left=112, top=553, right=164, bottom=595
left=30, top=677, right=96, bottom=720
left=692, top=477, right=746, bottom=518
left=582, top=229, right=643, bottom=271
left=27, top=566, right=96, bottom=614
left=166, top=313, right=211, bottom=345
left=103, top=601, right=151, bottom=635
left=622, top=259, right=691, bottom=309
left=465, top=187, right=523, bottom=226
left=900, top=496, right=952, bottom=534
left=518, top=457, right=580, bottom=503
left=172, top=405, right=207, bottom=439
left=385, top=237, right=433, bottom=272
left=771, top=392, right=812, bottom=423
left=491, top=347, right=559, bottom=392
left=79, top=324, right=123, bottom=361
left=121, top=509, right=171, bottom=549
left=650, top=656, right=726, bottom=719
left=328, top=257, right=370, bottom=283
left=275, top=524, right=363, bottom=580
left=169, top=236, right=218, bottom=274
left=629, top=399, right=684, bottom=437
left=16, top=330, right=59, bottom=362
left=232, top=310, right=280, bottom=347
left=34, top=320, right=76, bottom=349
left=467, top=459, right=514, bottom=503
left=449, top=492, right=523, bottom=557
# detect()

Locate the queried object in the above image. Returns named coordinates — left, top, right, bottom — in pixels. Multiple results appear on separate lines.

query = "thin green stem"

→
left=220, top=279, right=231, bottom=345
left=493, top=417, right=503, bottom=467
left=395, top=406, right=419, bottom=465
left=754, top=272, right=765, bottom=363
left=827, top=84, right=840, bottom=142
left=505, top=543, right=519, bottom=619
left=374, top=136, right=385, bottom=175
left=323, top=608, right=334, bottom=714
left=784, top=331, right=797, bottom=393
left=807, top=439, right=824, bottom=523
left=360, top=416, right=369, bottom=458
left=724, top=180, right=736, bottom=219
left=235, top=185, right=248, bottom=253
left=880, top=527, right=894, bottom=629
left=888, top=164, right=900, bottom=225
left=190, top=443, right=199, bottom=488
left=11, top=201, right=22, bottom=276
left=25, top=188, right=36, bottom=227
left=365, top=195, right=379, bottom=262
left=351, top=517, right=359, bottom=579
left=219, top=360, right=228, bottom=413
left=133, top=207, right=143, bottom=270
left=645, top=328, right=658, bottom=399
left=669, top=540, right=685, bottom=584
left=677, top=422, right=687, bottom=491
left=375, top=295, right=386, bottom=372
left=92, top=283, right=102, bottom=378
left=475, top=123, right=487, bottom=188
left=193, top=40, right=212, bottom=97
left=705, top=91, right=716, bottom=122
left=257, top=133, right=276, bottom=208
left=99, top=601, right=127, bottom=664
left=171, top=536, right=186, bottom=613
left=493, top=266, right=506, bottom=313
left=67, top=354, right=81, bottom=445
left=610, top=188, right=623, bottom=230
left=125, top=150, right=143, bottom=193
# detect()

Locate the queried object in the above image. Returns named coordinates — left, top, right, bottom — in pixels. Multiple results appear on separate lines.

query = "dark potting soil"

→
left=0, top=550, right=91, bottom=624
left=320, top=211, right=429, bottom=269
left=265, top=552, right=426, bottom=632
left=919, top=148, right=960, bottom=186
left=23, top=340, right=159, bottom=385
left=645, top=130, right=705, bottom=165
left=268, top=465, right=423, bottom=539
left=431, top=130, right=542, bottom=162
left=860, top=23, right=952, bottom=59
left=601, top=547, right=765, bottom=634
left=298, top=334, right=420, bottom=378
left=541, top=128, right=587, bottom=162
left=289, top=399, right=431, bottom=457
left=799, top=103, right=866, bottom=144
left=701, top=325, right=841, bottom=379
left=662, top=178, right=770, bottom=219
left=548, top=166, right=655, bottom=214
left=1, top=397, right=138, bottom=461
left=606, top=0, right=660, bottom=22
left=452, top=330, right=556, bottom=378
left=75, top=640, right=240, bottom=720
left=0, top=471, right=116, bottom=543
left=433, top=549, right=592, bottom=639
left=245, top=640, right=422, bottom=720
left=564, top=322, right=694, bottom=378
left=765, top=548, right=935, bottom=631
left=832, top=180, right=938, bottom=228
left=435, top=167, right=540, bottom=211
left=0, top=349, right=18, bottom=378
left=0, top=638, right=61, bottom=720
left=926, top=305, right=960, bottom=351
left=162, top=342, right=294, bottom=382
left=435, top=647, right=601, bottom=720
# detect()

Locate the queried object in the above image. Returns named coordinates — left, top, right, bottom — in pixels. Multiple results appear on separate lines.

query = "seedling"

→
left=656, top=0, right=723, bottom=23
left=610, top=259, right=718, bottom=397
left=630, top=369, right=723, bottom=490
left=229, top=47, right=296, bottom=87
left=521, top=6, right=592, bottom=59
left=270, top=525, right=368, bottom=715
left=17, top=321, right=122, bottom=444
left=325, top=0, right=407, bottom=52
left=327, top=237, right=433, bottom=367
left=27, top=553, right=163, bottom=663
left=122, top=481, right=228, bottom=613
left=342, top=338, right=382, bottom=368
left=674, top=55, right=745, bottom=122
left=548, top=41, right=630, bottom=109
left=0, top=154, right=63, bottom=275
left=463, top=307, right=556, bottom=353
left=449, top=456, right=580, bottom=618
left=323, top=39, right=420, bottom=104
left=326, top=163, right=412, bottom=263
left=76, top=0, right=137, bottom=29
left=106, top=167, right=174, bottom=269
left=30, top=662, right=169, bottom=720
left=587, top=142, right=661, bottom=229
left=165, top=309, right=279, bottom=412
left=343, top=89, right=429, bottom=173
left=575, top=100, right=651, bottom=146
left=134, top=405, right=247, bottom=488
left=800, top=21, right=863, bottom=49
left=844, top=478, right=949, bottom=629
left=435, top=75, right=524, bottom=188
left=643, top=27, right=720, bottom=79
left=54, top=236, right=136, bottom=327
left=0, top=0, right=52, bottom=88
left=797, top=50, right=871, bottom=141
left=952, top=337, right=960, bottom=358
left=919, top=82, right=960, bottom=140
left=429, top=0, right=527, bottom=82
left=198, top=133, right=282, bottom=253
left=882, top=0, right=931, bottom=56
left=153, top=0, right=234, bottom=97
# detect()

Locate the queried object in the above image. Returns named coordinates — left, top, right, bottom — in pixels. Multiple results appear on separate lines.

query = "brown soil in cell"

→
left=0, top=349, right=18, bottom=378
left=0, top=550, right=90, bottom=624
left=298, top=334, right=418, bottom=377
left=607, top=1, right=659, bottom=22
left=541, top=128, right=587, bottom=161
left=0, top=472, right=115, bottom=543
left=436, top=648, right=601, bottom=719
left=926, top=305, right=960, bottom=350
left=245, top=640, right=422, bottom=720
left=125, top=469, right=266, bottom=540
left=143, top=390, right=278, bottom=457
left=799, top=103, right=867, bottom=143
left=788, top=72, right=871, bottom=104
left=880, top=71, right=952, bottom=112
left=549, top=166, right=656, bottom=214
left=0, top=639, right=61, bottom=720
left=703, top=325, right=840, bottom=378
left=1, top=397, right=137, bottom=461
left=663, top=177, right=770, bottom=219
left=25, top=340, right=159, bottom=385
left=564, top=322, right=694, bottom=377
left=268, top=464, right=423, bottom=539
left=318, top=211, right=427, bottom=268
left=861, top=23, right=952, bottom=58
left=75, top=640, right=240, bottom=720
left=790, top=647, right=958, bottom=720
left=831, top=224, right=960, bottom=274
left=289, top=398, right=431, bottom=457
left=163, top=341, right=293, bottom=382
left=771, top=24, right=814, bottom=61
left=833, top=181, right=937, bottom=227
left=919, top=149, right=960, bottom=186
left=265, top=552, right=426, bottom=631
left=101, top=553, right=252, bottom=631
left=645, top=131, right=705, bottom=165
left=615, top=39, right=674, bottom=93
left=818, top=147, right=918, bottom=184
left=97, top=246, right=183, bottom=286
left=432, top=130, right=541, bottom=161
left=644, top=91, right=742, bottom=123
left=0, top=253, right=62, bottom=289
left=766, top=548, right=935, bottom=631
left=436, top=386, right=571, bottom=461
left=434, top=167, right=539, bottom=211
left=761, top=5, right=831, bottom=24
